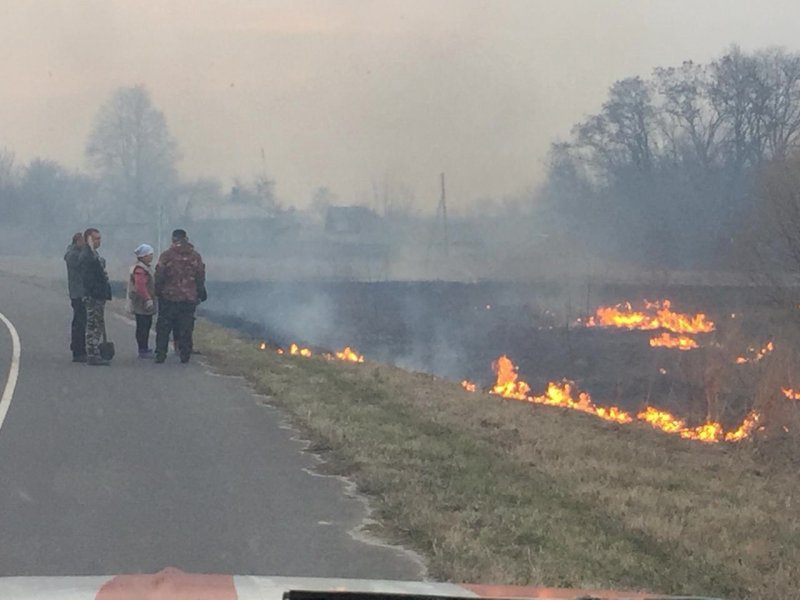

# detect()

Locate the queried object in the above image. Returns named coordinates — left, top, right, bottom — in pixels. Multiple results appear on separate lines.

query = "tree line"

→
left=5, top=49, right=800, bottom=268
left=0, top=85, right=278, bottom=254
left=538, top=45, right=800, bottom=269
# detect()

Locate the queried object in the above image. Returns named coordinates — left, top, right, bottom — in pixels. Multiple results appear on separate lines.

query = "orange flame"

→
left=637, top=406, right=687, bottom=434
left=723, top=412, right=760, bottom=442
left=530, top=381, right=633, bottom=424
left=649, top=332, right=699, bottom=351
left=490, top=356, right=758, bottom=443
left=586, top=299, right=715, bottom=334
left=637, top=406, right=760, bottom=443
left=490, top=356, right=632, bottom=423
left=461, top=380, right=477, bottom=392
left=735, top=341, right=774, bottom=365
left=334, top=346, right=365, bottom=363
left=682, top=422, right=725, bottom=443
left=782, top=388, right=800, bottom=400
left=490, top=355, right=531, bottom=400
left=289, top=343, right=312, bottom=357
left=259, top=342, right=267, bottom=351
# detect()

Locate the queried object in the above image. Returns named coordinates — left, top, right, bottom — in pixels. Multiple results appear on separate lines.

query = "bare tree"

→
left=177, top=177, right=225, bottom=221
left=0, top=149, right=14, bottom=186
left=654, top=61, right=724, bottom=169
left=19, top=159, right=68, bottom=226
left=539, top=46, right=800, bottom=269
left=709, top=47, right=765, bottom=168
left=751, top=154, right=800, bottom=275
left=254, top=174, right=279, bottom=214
left=371, top=174, right=415, bottom=220
left=751, top=49, right=800, bottom=160
left=231, top=176, right=281, bottom=215
left=0, top=149, right=17, bottom=222
left=310, top=186, right=337, bottom=218
left=85, top=85, right=179, bottom=224
left=575, top=77, right=659, bottom=175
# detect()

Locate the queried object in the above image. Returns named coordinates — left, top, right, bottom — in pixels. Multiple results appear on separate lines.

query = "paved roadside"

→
left=0, top=271, right=423, bottom=578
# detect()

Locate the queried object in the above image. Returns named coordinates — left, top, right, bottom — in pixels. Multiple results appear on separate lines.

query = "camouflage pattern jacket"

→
left=154, top=240, right=207, bottom=303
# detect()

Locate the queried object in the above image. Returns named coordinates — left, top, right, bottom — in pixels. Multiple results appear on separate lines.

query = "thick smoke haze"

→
left=3, top=0, right=800, bottom=210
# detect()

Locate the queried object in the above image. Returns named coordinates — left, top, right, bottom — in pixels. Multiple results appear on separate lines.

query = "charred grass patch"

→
left=195, top=319, right=800, bottom=600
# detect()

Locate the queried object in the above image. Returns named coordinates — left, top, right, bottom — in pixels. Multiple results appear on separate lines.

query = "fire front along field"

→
left=196, top=277, right=800, bottom=599
left=204, top=279, right=800, bottom=446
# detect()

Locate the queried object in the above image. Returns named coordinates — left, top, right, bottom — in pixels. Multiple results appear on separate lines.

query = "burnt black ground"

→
left=203, top=280, right=777, bottom=423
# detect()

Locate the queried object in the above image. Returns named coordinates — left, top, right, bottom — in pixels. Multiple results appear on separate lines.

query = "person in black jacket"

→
left=64, top=232, right=87, bottom=362
left=78, top=228, right=112, bottom=366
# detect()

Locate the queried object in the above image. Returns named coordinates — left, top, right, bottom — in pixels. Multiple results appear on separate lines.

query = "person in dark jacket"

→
left=78, top=228, right=113, bottom=366
left=154, top=229, right=206, bottom=364
left=64, top=232, right=87, bottom=362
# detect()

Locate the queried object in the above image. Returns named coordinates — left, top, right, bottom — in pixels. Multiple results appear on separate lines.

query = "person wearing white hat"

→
left=126, top=243, right=157, bottom=358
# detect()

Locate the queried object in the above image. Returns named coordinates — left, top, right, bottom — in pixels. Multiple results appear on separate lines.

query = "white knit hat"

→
left=134, top=243, right=154, bottom=257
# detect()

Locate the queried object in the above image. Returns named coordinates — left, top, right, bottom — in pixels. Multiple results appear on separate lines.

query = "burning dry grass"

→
left=585, top=299, right=715, bottom=334
left=488, top=355, right=764, bottom=441
left=584, top=299, right=713, bottom=355
left=648, top=332, right=699, bottom=350
left=195, top=319, right=800, bottom=600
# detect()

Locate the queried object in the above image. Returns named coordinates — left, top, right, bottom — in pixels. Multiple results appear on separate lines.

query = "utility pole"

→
left=439, top=172, right=449, bottom=257
left=260, top=147, right=267, bottom=181
left=259, top=147, right=267, bottom=208
left=426, top=172, right=450, bottom=261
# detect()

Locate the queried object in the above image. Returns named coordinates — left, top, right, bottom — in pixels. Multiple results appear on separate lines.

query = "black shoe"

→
left=72, top=355, right=88, bottom=363
left=86, top=356, right=110, bottom=366
left=154, top=354, right=166, bottom=364
left=180, top=356, right=191, bottom=364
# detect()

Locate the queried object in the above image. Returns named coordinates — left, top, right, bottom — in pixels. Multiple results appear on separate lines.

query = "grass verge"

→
left=194, top=319, right=799, bottom=600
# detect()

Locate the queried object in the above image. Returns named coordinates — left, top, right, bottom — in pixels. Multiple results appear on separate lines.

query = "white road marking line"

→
left=0, top=311, right=21, bottom=433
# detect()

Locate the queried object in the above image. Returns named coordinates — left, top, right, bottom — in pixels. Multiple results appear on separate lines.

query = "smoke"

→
left=204, top=283, right=336, bottom=349
left=3, top=4, right=800, bottom=392
left=5, top=1, right=800, bottom=213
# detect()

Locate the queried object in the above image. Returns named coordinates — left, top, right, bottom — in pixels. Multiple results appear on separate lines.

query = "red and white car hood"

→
left=0, top=567, right=722, bottom=600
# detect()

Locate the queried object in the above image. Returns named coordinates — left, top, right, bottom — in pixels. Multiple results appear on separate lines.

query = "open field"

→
left=195, top=318, right=800, bottom=599
left=203, top=279, right=800, bottom=434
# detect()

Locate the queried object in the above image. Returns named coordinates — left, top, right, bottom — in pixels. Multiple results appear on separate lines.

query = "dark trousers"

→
left=70, top=298, right=86, bottom=357
left=135, top=314, right=153, bottom=351
left=155, top=300, right=196, bottom=360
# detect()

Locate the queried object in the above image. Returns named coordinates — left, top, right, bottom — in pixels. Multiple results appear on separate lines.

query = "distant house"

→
left=322, top=206, right=390, bottom=264
left=324, top=206, right=383, bottom=236
left=186, top=200, right=275, bottom=223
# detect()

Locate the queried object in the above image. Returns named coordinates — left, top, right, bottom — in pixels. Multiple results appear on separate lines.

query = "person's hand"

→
left=145, top=299, right=155, bottom=311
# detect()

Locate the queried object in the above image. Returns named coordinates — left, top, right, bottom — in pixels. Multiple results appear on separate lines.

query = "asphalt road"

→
left=0, top=271, right=424, bottom=578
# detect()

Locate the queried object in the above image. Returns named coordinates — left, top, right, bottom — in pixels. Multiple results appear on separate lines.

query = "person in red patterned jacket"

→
left=126, top=244, right=157, bottom=358
left=154, top=229, right=207, bottom=364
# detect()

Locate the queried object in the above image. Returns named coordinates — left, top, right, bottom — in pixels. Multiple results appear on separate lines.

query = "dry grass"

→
left=194, top=319, right=800, bottom=600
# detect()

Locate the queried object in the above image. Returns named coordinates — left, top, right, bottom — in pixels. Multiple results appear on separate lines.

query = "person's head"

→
left=171, top=229, right=188, bottom=244
left=84, top=228, right=101, bottom=249
left=71, top=232, right=85, bottom=248
left=134, top=243, right=155, bottom=265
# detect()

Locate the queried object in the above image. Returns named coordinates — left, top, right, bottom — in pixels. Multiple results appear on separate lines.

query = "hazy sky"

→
left=2, top=0, right=800, bottom=212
